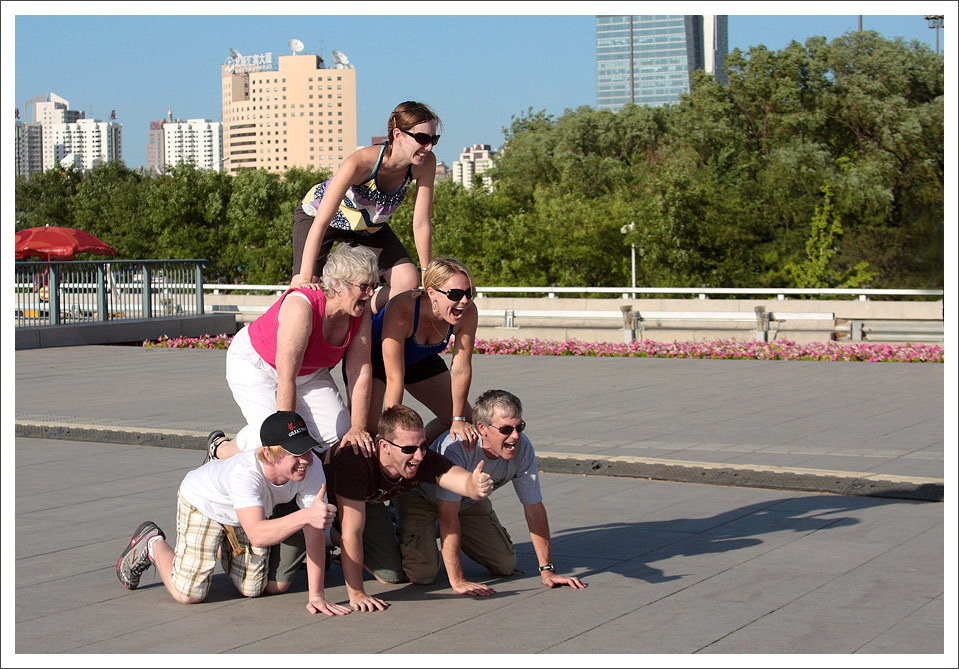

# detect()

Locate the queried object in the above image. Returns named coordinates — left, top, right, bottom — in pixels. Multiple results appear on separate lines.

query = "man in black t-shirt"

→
left=268, top=405, right=493, bottom=612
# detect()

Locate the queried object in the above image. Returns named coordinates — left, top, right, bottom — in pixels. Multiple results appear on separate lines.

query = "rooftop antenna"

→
left=289, top=38, right=304, bottom=55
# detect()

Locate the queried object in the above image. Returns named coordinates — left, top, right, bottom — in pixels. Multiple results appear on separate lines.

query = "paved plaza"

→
left=10, top=345, right=952, bottom=657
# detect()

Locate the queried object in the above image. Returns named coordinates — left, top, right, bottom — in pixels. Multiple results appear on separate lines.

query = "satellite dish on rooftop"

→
left=332, top=50, right=353, bottom=68
left=229, top=48, right=242, bottom=58
left=289, top=38, right=304, bottom=55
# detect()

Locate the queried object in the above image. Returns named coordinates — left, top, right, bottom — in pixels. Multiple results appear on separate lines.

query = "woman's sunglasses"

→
left=434, top=287, right=473, bottom=302
left=400, top=129, right=441, bottom=146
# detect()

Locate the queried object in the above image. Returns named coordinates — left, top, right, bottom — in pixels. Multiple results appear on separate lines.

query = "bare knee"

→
left=265, top=580, right=291, bottom=595
left=171, top=591, right=206, bottom=605
left=387, top=264, right=418, bottom=292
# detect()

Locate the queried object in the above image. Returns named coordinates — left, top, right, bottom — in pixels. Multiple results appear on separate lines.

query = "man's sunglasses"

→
left=380, top=436, right=429, bottom=455
left=489, top=421, right=526, bottom=436
left=400, top=129, right=441, bottom=146
left=434, top=287, right=473, bottom=302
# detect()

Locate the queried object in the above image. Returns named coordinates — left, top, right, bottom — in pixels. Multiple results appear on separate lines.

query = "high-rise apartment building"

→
left=147, top=120, right=166, bottom=174
left=50, top=118, right=123, bottom=171
left=596, top=15, right=728, bottom=110
left=163, top=119, right=223, bottom=171
left=452, top=144, right=496, bottom=190
left=221, top=46, right=357, bottom=175
left=16, top=121, right=44, bottom=178
left=17, top=92, right=122, bottom=174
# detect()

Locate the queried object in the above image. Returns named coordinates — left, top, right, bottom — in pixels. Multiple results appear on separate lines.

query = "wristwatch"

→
left=452, top=416, right=468, bottom=422
left=538, top=563, right=555, bottom=572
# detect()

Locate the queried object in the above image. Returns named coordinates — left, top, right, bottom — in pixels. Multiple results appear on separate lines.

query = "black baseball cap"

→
left=260, top=411, right=319, bottom=456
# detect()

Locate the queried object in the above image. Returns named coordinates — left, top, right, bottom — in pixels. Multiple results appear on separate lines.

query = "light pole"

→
left=925, top=15, right=944, bottom=55
left=620, top=221, right=636, bottom=299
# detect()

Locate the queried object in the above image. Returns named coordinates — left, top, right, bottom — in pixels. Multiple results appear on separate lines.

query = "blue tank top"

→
left=372, top=295, right=454, bottom=366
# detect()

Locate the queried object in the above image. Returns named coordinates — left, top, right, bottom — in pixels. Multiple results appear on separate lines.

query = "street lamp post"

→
left=925, top=15, right=944, bottom=55
left=620, top=221, right=636, bottom=299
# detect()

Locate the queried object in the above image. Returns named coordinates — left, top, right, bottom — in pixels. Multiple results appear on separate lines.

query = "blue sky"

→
left=6, top=3, right=952, bottom=170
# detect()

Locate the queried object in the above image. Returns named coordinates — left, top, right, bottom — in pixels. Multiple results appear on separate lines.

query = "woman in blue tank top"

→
left=292, top=101, right=441, bottom=313
left=367, top=258, right=480, bottom=446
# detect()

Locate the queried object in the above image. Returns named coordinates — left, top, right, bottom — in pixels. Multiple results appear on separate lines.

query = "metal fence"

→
left=15, top=260, right=208, bottom=328
left=202, top=283, right=944, bottom=301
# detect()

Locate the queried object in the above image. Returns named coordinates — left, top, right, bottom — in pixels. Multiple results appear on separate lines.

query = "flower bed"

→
left=472, top=338, right=943, bottom=362
left=143, top=334, right=943, bottom=363
left=143, top=334, right=233, bottom=350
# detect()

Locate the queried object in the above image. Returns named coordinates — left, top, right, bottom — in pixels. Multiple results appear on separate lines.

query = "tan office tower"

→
left=221, top=47, right=357, bottom=176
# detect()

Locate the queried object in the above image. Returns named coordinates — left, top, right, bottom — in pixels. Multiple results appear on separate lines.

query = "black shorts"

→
left=292, top=204, right=414, bottom=279
left=343, top=352, right=449, bottom=387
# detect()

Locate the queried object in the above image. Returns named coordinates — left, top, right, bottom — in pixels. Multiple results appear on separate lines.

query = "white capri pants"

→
left=225, top=325, right=352, bottom=452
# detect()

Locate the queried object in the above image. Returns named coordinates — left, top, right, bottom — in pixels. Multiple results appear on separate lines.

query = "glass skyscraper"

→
left=596, top=15, right=728, bottom=110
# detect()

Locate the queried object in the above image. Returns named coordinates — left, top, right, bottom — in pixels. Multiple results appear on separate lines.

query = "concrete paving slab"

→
left=856, top=615, right=945, bottom=654
left=12, top=437, right=948, bottom=656
left=10, top=344, right=952, bottom=657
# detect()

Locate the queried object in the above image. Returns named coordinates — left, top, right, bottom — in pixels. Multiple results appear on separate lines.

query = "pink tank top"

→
left=248, top=287, right=362, bottom=375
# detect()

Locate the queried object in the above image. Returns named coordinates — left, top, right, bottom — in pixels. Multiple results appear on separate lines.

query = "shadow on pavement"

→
left=523, top=494, right=919, bottom=583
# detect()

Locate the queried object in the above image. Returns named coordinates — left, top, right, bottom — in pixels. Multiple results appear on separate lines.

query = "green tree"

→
left=141, top=164, right=232, bottom=277
left=71, top=162, right=150, bottom=259
left=223, top=169, right=291, bottom=284
left=14, top=165, right=84, bottom=231
left=784, top=185, right=876, bottom=288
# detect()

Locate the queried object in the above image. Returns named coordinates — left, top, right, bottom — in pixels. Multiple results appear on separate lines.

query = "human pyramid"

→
left=116, top=102, right=586, bottom=615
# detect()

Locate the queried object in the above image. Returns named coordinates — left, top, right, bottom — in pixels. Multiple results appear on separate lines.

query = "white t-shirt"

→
left=178, top=449, right=326, bottom=526
left=419, top=432, right=542, bottom=509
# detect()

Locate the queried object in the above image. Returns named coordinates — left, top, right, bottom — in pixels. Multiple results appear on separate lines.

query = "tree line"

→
left=15, top=31, right=943, bottom=289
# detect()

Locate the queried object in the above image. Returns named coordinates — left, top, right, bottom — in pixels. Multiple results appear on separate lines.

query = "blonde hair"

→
left=416, top=257, right=476, bottom=299
left=321, top=243, right=379, bottom=294
left=256, top=444, right=290, bottom=465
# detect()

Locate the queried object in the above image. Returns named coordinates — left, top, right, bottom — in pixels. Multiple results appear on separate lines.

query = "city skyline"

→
left=8, top=7, right=950, bottom=172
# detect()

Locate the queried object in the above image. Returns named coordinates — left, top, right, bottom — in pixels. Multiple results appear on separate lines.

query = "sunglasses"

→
left=434, top=287, right=473, bottom=302
left=400, top=129, right=441, bottom=146
left=489, top=421, right=526, bottom=436
left=380, top=437, right=429, bottom=455
left=347, top=280, right=378, bottom=295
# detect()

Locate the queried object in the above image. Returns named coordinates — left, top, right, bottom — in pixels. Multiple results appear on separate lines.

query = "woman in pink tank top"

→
left=207, top=244, right=379, bottom=461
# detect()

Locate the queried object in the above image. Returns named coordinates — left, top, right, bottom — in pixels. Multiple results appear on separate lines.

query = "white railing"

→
left=203, top=283, right=943, bottom=301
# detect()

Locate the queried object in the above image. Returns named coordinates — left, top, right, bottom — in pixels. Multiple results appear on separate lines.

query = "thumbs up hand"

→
left=305, top=483, right=337, bottom=529
left=471, top=460, right=494, bottom=499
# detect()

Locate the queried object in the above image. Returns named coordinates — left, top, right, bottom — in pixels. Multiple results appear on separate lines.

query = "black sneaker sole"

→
left=204, top=430, right=226, bottom=464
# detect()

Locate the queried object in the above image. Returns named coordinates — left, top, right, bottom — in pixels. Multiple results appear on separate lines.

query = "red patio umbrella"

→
left=14, top=225, right=117, bottom=261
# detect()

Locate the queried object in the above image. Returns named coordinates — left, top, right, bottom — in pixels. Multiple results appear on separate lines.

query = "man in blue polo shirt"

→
left=395, top=389, right=586, bottom=596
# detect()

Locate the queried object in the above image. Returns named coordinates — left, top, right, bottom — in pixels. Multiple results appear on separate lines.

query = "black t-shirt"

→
left=324, top=446, right=455, bottom=504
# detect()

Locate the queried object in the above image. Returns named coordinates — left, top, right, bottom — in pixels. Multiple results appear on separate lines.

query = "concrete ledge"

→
left=16, top=422, right=943, bottom=502
left=15, top=422, right=211, bottom=449
left=537, top=452, right=944, bottom=502
left=14, top=313, right=237, bottom=350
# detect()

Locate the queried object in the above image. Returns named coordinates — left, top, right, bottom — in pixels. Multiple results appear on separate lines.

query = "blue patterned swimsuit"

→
left=371, top=295, right=453, bottom=366
left=300, top=143, right=412, bottom=235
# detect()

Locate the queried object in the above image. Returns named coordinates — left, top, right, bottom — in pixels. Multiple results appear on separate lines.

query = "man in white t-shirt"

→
left=115, top=410, right=349, bottom=616
left=394, top=389, right=586, bottom=596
